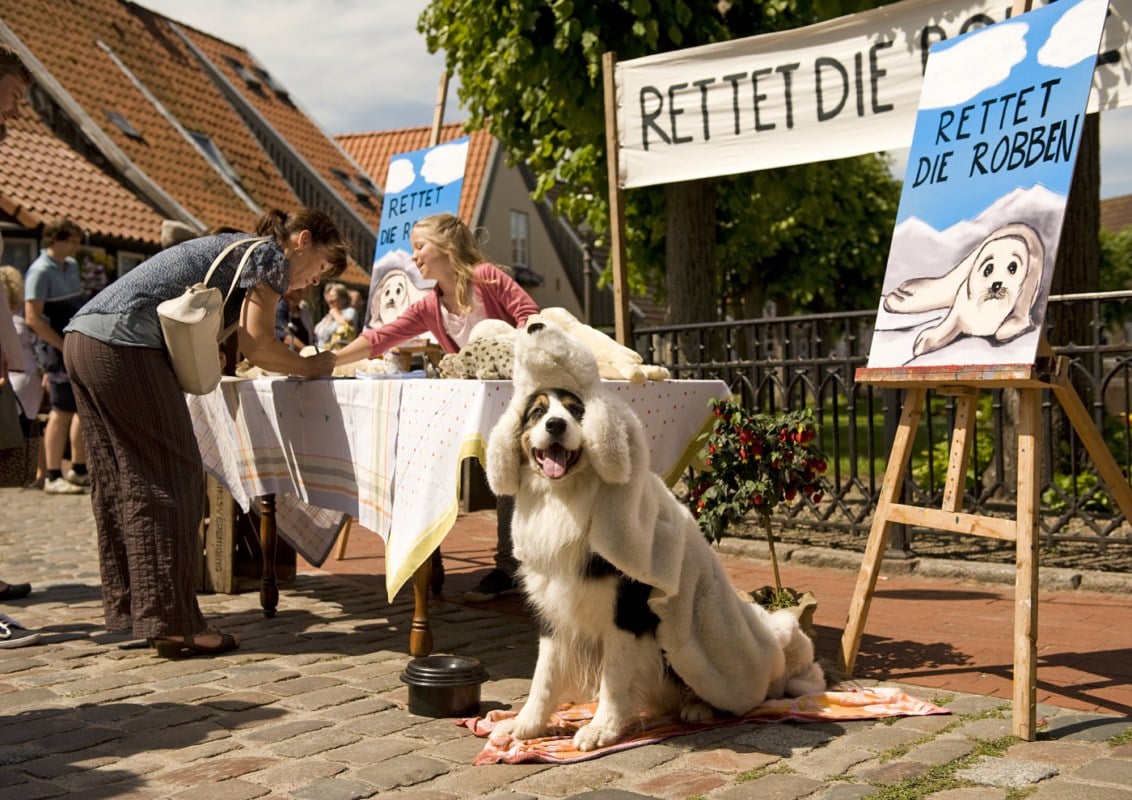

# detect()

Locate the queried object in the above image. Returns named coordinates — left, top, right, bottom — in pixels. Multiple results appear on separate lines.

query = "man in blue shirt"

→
left=24, top=218, right=89, bottom=495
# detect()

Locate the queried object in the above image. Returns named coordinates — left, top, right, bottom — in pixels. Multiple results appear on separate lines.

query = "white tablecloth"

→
left=189, top=377, right=730, bottom=600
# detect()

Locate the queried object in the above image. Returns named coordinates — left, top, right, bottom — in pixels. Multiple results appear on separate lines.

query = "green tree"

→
left=419, top=0, right=899, bottom=324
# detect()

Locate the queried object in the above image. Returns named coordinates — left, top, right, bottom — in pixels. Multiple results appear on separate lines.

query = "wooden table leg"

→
left=409, top=552, right=433, bottom=656
left=258, top=494, right=278, bottom=618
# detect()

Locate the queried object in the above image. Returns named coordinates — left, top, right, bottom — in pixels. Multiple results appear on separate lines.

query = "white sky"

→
left=138, top=0, right=1132, bottom=200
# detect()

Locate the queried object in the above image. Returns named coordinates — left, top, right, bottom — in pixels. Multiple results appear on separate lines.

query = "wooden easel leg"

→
left=1013, top=389, right=1040, bottom=740
left=841, top=387, right=926, bottom=675
left=409, top=555, right=433, bottom=657
left=1051, top=380, right=1132, bottom=520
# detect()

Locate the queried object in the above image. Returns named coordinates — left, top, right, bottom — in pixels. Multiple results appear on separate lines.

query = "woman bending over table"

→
left=62, top=208, right=347, bottom=659
left=334, top=212, right=539, bottom=601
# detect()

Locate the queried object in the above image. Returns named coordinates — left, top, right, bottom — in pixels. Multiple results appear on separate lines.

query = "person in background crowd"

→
left=24, top=219, right=89, bottom=495
left=63, top=208, right=347, bottom=659
left=348, top=288, right=366, bottom=328
left=0, top=42, right=40, bottom=646
left=0, top=266, right=45, bottom=488
left=313, top=282, right=357, bottom=350
left=275, top=288, right=314, bottom=350
left=333, top=212, right=538, bottom=602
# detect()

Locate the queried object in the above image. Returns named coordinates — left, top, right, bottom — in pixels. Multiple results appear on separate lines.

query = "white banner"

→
left=614, top=0, right=1131, bottom=188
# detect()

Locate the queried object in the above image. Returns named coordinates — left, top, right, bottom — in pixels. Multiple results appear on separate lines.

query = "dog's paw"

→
left=494, top=714, right=548, bottom=742
left=572, top=720, right=625, bottom=751
left=679, top=699, right=715, bottom=723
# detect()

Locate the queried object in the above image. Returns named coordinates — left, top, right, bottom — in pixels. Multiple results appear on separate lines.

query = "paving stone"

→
left=903, top=735, right=977, bottom=765
left=424, top=761, right=549, bottom=797
left=954, top=755, right=1059, bottom=787
left=851, top=758, right=933, bottom=784
left=630, top=767, right=727, bottom=798
left=354, top=754, right=450, bottom=791
left=0, top=714, right=86, bottom=746
left=153, top=756, right=281, bottom=786
left=290, top=777, right=379, bottom=800
left=1007, top=740, right=1107, bottom=767
left=244, top=719, right=332, bottom=743
left=321, top=735, right=420, bottom=765
left=26, top=725, right=123, bottom=754
left=811, top=785, right=879, bottom=800
left=928, top=789, right=1011, bottom=800
left=787, top=744, right=873, bottom=778
left=244, top=757, right=346, bottom=789
left=1071, top=757, right=1132, bottom=786
left=0, top=778, right=68, bottom=800
left=1030, top=784, right=1132, bottom=799
left=168, top=778, right=271, bottom=800
left=279, top=685, right=369, bottom=711
left=263, top=676, right=344, bottom=697
left=683, top=746, right=783, bottom=773
left=1043, top=714, right=1132, bottom=742
left=713, top=772, right=827, bottom=799
left=272, top=727, right=363, bottom=758
left=16, top=751, right=118, bottom=779
left=563, top=792, right=664, bottom=800
left=954, top=716, right=1014, bottom=741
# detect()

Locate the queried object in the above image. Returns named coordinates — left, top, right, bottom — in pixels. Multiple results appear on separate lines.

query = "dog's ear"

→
left=994, top=226, right=1045, bottom=343
left=485, top=407, right=523, bottom=496
left=582, top=395, right=634, bottom=485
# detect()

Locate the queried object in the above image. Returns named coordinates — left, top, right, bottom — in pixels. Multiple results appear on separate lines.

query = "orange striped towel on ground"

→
left=457, top=687, right=950, bottom=765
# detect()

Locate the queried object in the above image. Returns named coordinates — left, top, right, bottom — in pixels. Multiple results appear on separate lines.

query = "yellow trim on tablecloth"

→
left=384, top=435, right=489, bottom=601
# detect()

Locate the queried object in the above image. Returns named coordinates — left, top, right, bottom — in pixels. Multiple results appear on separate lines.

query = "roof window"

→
left=331, top=168, right=374, bottom=204
left=251, top=66, right=291, bottom=102
left=189, top=131, right=241, bottom=184
left=223, top=56, right=264, bottom=94
left=104, top=110, right=143, bottom=139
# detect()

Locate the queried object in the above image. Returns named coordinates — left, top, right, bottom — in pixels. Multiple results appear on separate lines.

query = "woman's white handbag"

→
left=157, top=237, right=270, bottom=395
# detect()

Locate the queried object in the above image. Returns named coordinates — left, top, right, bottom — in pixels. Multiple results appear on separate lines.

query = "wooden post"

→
left=258, top=494, right=278, bottom=619
left=602, top=51, right=631, bottom=346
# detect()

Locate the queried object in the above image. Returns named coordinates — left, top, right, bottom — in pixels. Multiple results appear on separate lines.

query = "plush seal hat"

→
left=511, top=316, right=601, bottom=402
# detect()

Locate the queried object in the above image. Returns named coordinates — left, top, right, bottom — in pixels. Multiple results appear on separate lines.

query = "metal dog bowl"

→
left=400, top=655, right=488, bottom=717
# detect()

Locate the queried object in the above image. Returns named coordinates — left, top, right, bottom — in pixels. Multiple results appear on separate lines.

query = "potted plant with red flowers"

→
left=687, top=399, right=828, bottom=629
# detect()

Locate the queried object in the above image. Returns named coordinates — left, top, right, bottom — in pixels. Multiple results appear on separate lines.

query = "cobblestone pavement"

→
left=2, top=486, right=1131, bottom=799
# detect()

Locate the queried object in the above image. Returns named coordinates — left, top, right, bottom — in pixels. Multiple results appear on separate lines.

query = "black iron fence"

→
left=634, top=291, right=1132, bottom=555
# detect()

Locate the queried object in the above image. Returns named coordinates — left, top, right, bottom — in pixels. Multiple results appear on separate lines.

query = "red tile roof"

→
left=0, top=0, right=380, bottom=287
left=337, top=123, right=497, bottom=226
left=1, top=111, right=164, bottom=244
left=1101, top=194, right=1132, bottom=234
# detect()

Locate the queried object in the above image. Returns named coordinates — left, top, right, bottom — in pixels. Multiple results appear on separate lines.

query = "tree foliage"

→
left=419, top=0, right=900, bottom=320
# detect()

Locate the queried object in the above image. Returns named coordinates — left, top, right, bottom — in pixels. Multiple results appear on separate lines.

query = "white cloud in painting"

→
left=386, top=158, right=417, bottom=193
left=420, top=140, right=469, bottom=186
left=1039, top=0, right=1108, bottom=67
left=920, top=24, right=1029, bottom=109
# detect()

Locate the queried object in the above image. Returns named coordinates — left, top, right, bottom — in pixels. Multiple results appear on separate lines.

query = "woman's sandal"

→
left=152, top=629, right=240, bottom=659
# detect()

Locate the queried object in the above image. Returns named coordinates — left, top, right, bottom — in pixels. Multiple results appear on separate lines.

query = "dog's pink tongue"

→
left=542, top=446, right=570, bottom=478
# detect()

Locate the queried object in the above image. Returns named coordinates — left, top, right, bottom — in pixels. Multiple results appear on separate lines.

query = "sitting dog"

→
left=485, top=320, right=825, bottom=751
left=883, top=222, right=1045, bottom=357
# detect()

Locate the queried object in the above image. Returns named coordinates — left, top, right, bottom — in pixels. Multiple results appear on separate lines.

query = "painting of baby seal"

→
left=882, top=222, right=1045, bottom=358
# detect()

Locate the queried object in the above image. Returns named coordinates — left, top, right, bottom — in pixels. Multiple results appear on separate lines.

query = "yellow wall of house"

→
left=476, top=158, right=584, bottom=319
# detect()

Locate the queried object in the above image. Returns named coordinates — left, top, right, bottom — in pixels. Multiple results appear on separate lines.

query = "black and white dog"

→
left=486, top=319, right=825, bottom=751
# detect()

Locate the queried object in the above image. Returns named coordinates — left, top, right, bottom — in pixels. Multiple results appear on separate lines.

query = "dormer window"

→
left=223, top=56, right=263, bottom=92
left=331, top=168, right=373, bottom=203
left=104, top=110, right=142, bottom=139
left=251, top=66, right=290, bottom=102
left=189, top=131, right=241, bottom=183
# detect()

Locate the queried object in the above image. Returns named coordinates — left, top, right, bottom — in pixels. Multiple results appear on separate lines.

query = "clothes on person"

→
left=24, top=221, right=89, bottom=494
left=275, top=293, right=315, bottom=349
left=313, top=282, right=357, bottom=350
left=332, top=213, right=539, bottom=603
left=62, top=209, right=345, bottom=656
left=356, top=263, right=536, bottom=356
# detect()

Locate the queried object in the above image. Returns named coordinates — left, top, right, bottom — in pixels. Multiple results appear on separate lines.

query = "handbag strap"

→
left=202, top=236, right=271, bottom=342
left=201, top=236, right=272, bottom=299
